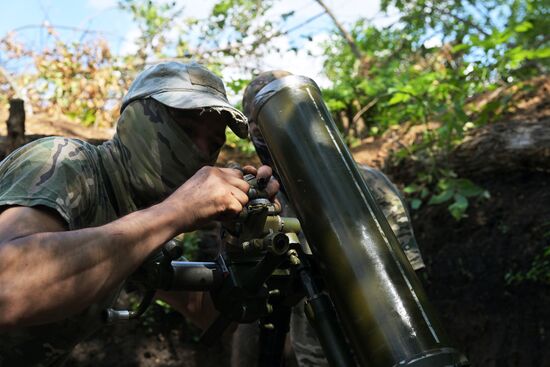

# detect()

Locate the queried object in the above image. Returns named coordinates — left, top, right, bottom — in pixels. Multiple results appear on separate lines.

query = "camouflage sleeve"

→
left=359, top=165, right=426, bottom=271
left=0, top=137, right=99, bottom=230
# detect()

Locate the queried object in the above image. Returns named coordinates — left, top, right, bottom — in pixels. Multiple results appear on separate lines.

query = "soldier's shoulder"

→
left=24, top=136, right=94, bottom=155
left=2, top=137, right=97, bottom=168
left=0, top=137, right=103, bottom=229
left=0, top=136, right=101, bottom=194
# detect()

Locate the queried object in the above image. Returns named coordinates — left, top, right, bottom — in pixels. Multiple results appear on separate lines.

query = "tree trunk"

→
left=352, top=99, right=366, bottom=138
left=449, top=119, right=550, bottom=177
left=6, top=98, right=26, bottom=155
left=337, top=110, right=349, bottom=134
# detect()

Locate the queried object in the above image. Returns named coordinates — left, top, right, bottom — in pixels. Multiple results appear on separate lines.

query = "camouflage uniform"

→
left=0, top=62, right=247, bottom=366
left=358, top=165, right=424, bottom=271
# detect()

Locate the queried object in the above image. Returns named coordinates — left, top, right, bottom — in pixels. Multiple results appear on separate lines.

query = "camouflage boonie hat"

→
left=122, top=61, right=248, bottom=138
left=242, top=70, right=293, bottom=120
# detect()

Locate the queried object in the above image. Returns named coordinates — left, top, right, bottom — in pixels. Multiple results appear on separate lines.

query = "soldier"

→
left=0, top=62, right=278, bottom=366
left=235, top=70, right=425, bottom=366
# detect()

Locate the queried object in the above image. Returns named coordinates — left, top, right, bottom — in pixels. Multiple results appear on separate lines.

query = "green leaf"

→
left=326, top=99, right=347, bottom=111
left=403, top=184, right=420, bottom=194
left=530, top=48, right=550, bottom=59
left=448, top=194, right=468, bottom=220
left=514, top=21, right=533, bottom=33
left=451, top=43, right=470, bottom=53
left=436, top=178, right=451, bottom=191
left=428, top=189, right=454, bottom=205
left=155, top=299, right=171, bottom=308
left=410, top=198, right=422, bottom=210
left=453, top=102, right=469, bottom=124
left=454, top=178, right=484, bottom=197
left=420, top=188, right=430, bottom=199
left=213, top=0, right=232, bottom=16
left=388, top=92, right=411, bottom=106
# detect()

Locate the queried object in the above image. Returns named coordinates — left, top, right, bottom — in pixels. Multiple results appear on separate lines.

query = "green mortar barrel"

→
left=251, top=75, right=469, bottom=367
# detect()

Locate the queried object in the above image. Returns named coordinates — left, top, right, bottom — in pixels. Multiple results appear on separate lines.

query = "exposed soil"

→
left=65, top=305, right=233, bottom=367
left=390, top=168, right=550, bottom=367
left=0, top=110, right=113, bottom=140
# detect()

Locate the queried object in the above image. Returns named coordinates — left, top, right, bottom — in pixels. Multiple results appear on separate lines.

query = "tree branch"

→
left=139, top=11, right=327, bottom=67
left=314, top=0, right=363, bottom=59
left=198, top=11, right=326, bottom=57
left=9, top=23, right=127, bottom=41
left=352, top=98, right=379, bottom=124
left=431, top=6, right=490, bottom=38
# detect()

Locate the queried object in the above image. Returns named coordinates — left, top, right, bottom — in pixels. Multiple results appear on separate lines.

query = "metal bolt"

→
left=268, top=289, right=280, bottom=296
left=252, top=238, right=263, bottom=249
left=288, top=249, right=301, bottom=266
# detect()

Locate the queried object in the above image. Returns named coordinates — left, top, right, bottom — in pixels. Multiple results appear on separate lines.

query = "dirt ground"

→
left=411, top=170, right=550, bottom=367
left=65, top=305, right=233, bottom=367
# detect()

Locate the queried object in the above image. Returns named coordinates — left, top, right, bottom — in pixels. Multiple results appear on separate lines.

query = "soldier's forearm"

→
left=0, top=201, right=185, bottom=329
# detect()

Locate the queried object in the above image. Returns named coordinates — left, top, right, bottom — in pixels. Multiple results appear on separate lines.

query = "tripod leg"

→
left=258, top=305, right=292, bottom=367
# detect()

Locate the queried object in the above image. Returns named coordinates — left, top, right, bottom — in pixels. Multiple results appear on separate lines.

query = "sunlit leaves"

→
left=224, top=128, right=256, bottom=156
left=1, top=33, right=126, bottom=127
left=0, top=0, right=299, bottom=129
left=319, top=0, right=546, bottom=219
left=388, top=92, right=412, bottom=106
left=119, top=0, right=183, bottom=63
left=514, top=21, right=533, bottom=33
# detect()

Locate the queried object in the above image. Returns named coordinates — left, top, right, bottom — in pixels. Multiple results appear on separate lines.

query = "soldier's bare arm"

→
left=0, top=166, right=252, bottom=330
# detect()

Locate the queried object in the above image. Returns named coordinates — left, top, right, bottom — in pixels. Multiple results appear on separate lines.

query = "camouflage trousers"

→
left=198, top=166, right=424, bottom=367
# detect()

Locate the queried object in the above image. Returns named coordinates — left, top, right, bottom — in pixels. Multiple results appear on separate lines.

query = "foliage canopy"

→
left=0, top=0, right=547, bottom=218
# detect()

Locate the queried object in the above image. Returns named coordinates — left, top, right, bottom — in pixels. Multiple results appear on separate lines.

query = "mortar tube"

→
left=251, top=75, right=469, bottom=367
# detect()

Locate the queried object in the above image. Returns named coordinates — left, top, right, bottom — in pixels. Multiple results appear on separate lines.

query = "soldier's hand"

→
left=163, top=166, right=250, bottom=232
left=242, top=164, right=280, bottom=199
